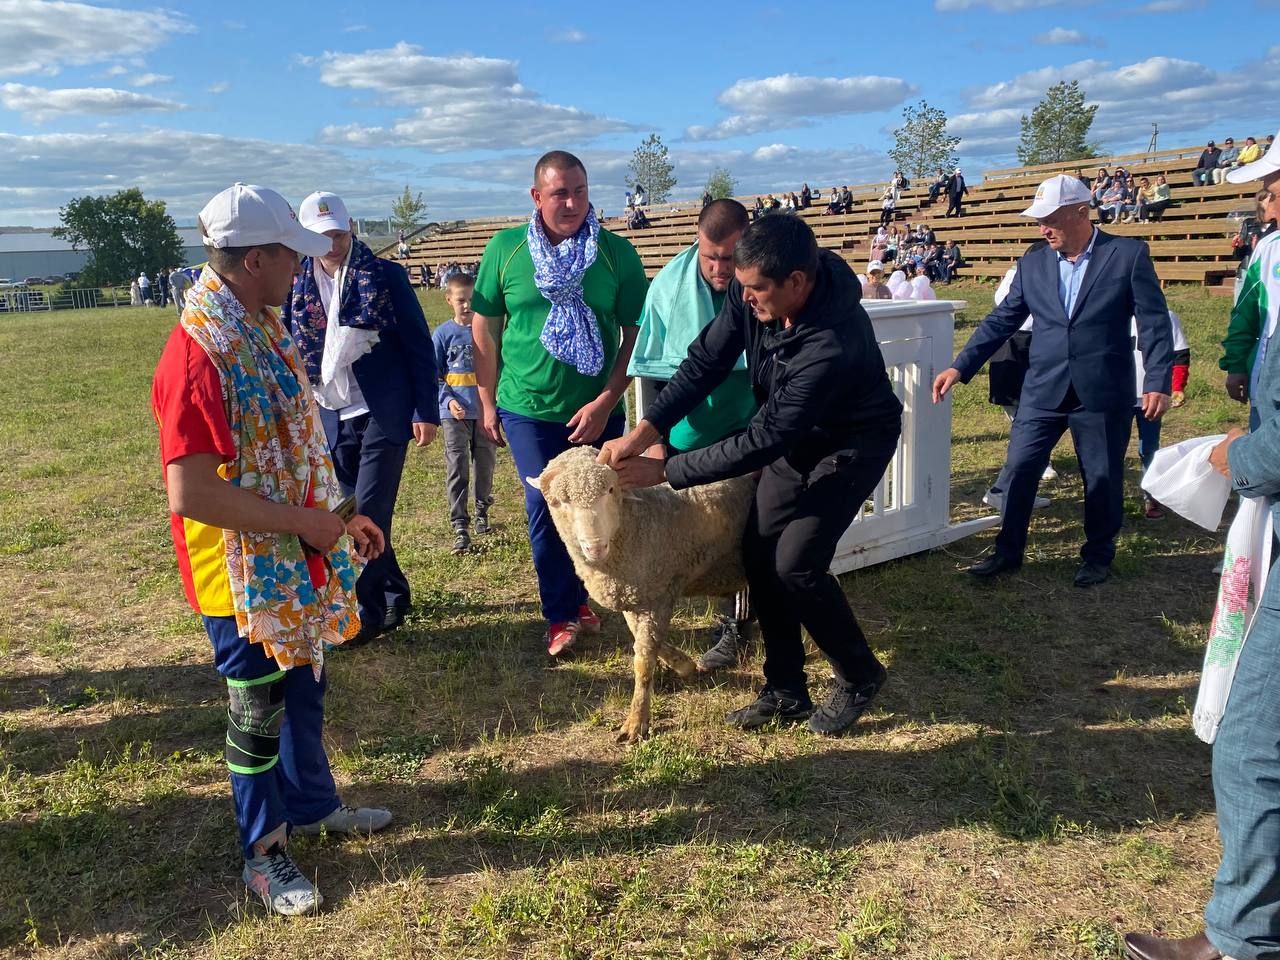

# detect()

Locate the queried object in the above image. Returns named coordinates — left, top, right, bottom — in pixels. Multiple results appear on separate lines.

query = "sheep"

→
left=528, top=445, right=757, bottom=743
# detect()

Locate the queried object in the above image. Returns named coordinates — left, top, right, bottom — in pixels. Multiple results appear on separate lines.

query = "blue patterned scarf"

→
left=289, top=237, right=397, bottom=383
left=529, top=206, right=603, bottom=376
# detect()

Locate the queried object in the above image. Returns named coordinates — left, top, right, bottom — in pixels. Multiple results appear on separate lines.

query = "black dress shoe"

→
left=1123, top=931, right=1221, bottom=960
left=968, top=553, right=1022, bottom=579
left=1073, top=561, right=1111, bottom=588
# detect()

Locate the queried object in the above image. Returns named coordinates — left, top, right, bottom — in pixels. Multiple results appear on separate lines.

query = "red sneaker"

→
left=546, top=621, right=580, bottom=657
left=578, top=605, right=601, bottom=634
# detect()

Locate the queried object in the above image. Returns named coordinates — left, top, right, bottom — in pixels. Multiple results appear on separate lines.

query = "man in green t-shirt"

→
left=627, top=199, right=758, bottom=672
left=471, top=150, right=649, bottom=657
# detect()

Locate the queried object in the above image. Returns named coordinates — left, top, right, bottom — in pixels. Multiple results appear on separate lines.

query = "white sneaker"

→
left=982, top=490, right=1051, bottom=511
left=243, top=832, right=322, bottom=916
left=1042, top=465, right=1059, bottom=481
left=295, top=803, right=393, bottom=836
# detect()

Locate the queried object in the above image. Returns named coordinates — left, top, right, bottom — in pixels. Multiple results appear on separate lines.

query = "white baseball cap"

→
left=1022, top=173, right=1093, bottom=218
left=1227, top=127, right=1280, bottom=184
left=867, top=259, right=885, bottom=273
left=198, top=183, right=331, bottom=257
left=298, top=191, right=352, bottom=233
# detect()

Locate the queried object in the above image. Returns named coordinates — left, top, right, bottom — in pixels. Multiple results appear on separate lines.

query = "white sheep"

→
left=528, top=445, right=756, bottom=742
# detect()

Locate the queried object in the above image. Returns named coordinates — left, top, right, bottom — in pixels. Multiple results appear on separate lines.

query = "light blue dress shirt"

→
left=1057, top=227, right=1099, bottom=317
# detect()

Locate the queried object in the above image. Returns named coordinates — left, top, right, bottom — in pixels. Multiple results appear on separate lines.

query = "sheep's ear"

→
left=526, top=468, right=560, bottom=504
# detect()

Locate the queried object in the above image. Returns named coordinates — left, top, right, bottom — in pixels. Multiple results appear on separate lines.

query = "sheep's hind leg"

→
left=618, top=610, right=661, bottom=743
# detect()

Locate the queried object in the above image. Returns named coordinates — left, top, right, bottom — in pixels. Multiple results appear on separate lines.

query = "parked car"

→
left=23, top=277, right=43, bottom=286
left=0, top=279, right=15, bottom=288
left=63, top=272, right=80, bottom=281
left=44, top=276, right=63, bottom=285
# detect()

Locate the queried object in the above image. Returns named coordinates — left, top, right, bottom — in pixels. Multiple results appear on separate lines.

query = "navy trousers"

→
left=204, top=615, right=339, bottom=858
left=499, top=408, right=624, bottom=625
left=1205, top=603, right=1280, bottom=959
left=326, top=412, right=411, bottom=629
left=995, top=391, right=1132, bottom=566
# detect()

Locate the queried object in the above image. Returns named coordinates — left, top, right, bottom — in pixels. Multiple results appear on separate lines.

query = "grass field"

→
left=0, top=280, right=1250, bottom=959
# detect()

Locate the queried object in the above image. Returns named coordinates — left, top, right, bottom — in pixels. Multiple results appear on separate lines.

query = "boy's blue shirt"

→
left=432, top=318, right=480, bottom=420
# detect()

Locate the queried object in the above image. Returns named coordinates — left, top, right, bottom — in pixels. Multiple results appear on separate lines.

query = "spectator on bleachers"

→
left=800, top=183, right=812, bottom=208
left=879, top=188, right=896, bottom=228
left=626, top=205, right=651, bottom=230
left=884, top=227, right=901, bottom=263
left=634, top=184, right=647, bottom=207
left=1192, top=140, right=1220, bottom=186
left=1075, top=168, right=1090, bottom=188
left=943, top=239, right=963, bottom=281
left=839, top=185, right=853, bottom=212
left=870, top=226, right=888, bottom=262
left=701, top=189, right=713, bottom=209
left=945, top=167, right=968, bottom=217
left=753, top=196, right=766, bottom=220
left=1213, top=138, right=1240, bottom=184
left=886, top=171, right=906, bottom=204
left=765, top=194, right=781, bottom=213
left=782, top=193, right=795, bottom=211
left=1090, top=167, right=1112, bottom=208
left=1135, top=174, right=1173, bottom=222
left=420, top=263, right=433, bottom=288
left=919, top=222, right=937, bottom=247
left=928, top=167, right=949, bottom=204
left=924, top=243, right=949, bottom=283
left=625, top=190, right=633, bottom=209
left=863, top=260, right=893, bottom=300
left=1237, top=136, right=1264, bottom=168
left=1099, top=176, right=1133, bottom=224
left=396, top=231, right=409, bottom=259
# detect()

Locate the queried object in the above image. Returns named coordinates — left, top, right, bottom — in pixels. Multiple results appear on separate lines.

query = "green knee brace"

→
left=225, top=671, right=285, bottom=775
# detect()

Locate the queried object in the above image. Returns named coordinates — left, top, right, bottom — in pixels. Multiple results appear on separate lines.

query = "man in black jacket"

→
left=598, top=216, right=903, bottom=735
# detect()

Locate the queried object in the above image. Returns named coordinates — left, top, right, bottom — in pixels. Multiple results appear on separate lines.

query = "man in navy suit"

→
left=284, top=191, right=439, bottom=644
left=933, top=174, right=1172, bottom=587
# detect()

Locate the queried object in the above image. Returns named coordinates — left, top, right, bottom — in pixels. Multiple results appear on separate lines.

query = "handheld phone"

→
left=333, top=495, right=357, bottom=522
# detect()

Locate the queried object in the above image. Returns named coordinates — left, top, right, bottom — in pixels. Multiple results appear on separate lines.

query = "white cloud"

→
left=101, top=64, right=129, bottom=78
left=131, top=73, right=171, bottom=88
left=0, top=130, right=404, bottom=224
left=0, top=82, right=186, bottom=122
left=685, top=114, right=813, bottom=142
left=716, top=73, right=915, bottom=116
left=550, top=28, right=587, bottom=43
left=207, top=81, right=229, bottom=94
left=1033, top=27, right=1103, bottom=45
left=0, top=0, right=189, bottom=78
left=305, top=43, right=636, bottom=150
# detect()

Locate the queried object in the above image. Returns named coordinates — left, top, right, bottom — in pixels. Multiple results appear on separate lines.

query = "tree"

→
left=888, top=100, right=960, bottom=180
left=52, top=188, right=183, bottom=286
left=704, top=167, right=737, bottom=201
left=390, top=186, right=428, bottom=233
left=1017, top=80, right=1100, bottom=166
left=629, top=133, right=676, bottom=204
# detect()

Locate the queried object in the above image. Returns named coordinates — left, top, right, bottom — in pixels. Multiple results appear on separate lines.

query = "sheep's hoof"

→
left=666, top=655, right=698, bottom=681
left=616, top=715, right=650, bottom=743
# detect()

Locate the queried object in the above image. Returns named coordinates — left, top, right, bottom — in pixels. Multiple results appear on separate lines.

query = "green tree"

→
left=390, top=186, right=428, bottom=233
left=52, top=188, right=183, bottom=286
left=629, top=133, right=676, bottom=203
left=703, top=167, right=737, bottom=201
left=888, top=99, right=960, bottom=180
left=1017, top=80, right=1100, bottom=166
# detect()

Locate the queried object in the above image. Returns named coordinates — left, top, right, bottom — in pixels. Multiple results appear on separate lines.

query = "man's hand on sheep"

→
left=598, top=421, right=662, bottom=467
left=567, top=396, right=615, bottom=444
left=612, top=455, right=667, bottom=490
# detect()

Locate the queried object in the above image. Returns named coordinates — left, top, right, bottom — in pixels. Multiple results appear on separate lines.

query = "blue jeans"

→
left=204, top=615, right=339, bottom=858
left=1204, top=602, right=1280, bottom=958
left=499, top=408, right=625, bottom=625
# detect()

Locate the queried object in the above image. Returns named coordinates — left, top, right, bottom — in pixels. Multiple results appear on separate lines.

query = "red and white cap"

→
left=197, top=183, right=332, bottom=257
left=1227, top=127, right=1280, bottom=184
left=1021, top=173, right=1093, bottom=218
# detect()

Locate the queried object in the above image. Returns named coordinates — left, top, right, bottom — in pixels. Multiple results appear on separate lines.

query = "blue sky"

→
left=1, top=0, right=1277, bottom=227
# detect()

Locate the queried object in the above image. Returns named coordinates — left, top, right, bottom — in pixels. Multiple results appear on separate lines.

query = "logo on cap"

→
left=1035, top=186, right=1046, bottom=200
left=317, top=201, right=331, bottom=215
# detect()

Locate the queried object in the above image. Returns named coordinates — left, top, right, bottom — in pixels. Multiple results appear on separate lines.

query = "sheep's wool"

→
left=546, top=446, right=617, bottom=504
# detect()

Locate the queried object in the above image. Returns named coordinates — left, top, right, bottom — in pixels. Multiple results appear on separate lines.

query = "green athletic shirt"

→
left=471, top=223, right=648, bottom=423
left=667, top=288, right=759, bottom=452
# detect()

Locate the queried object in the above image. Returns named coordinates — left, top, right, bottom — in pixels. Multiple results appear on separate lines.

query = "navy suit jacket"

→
left=953, top=229, right=1173, bottom=412
left=284, top=257, right=440, bottom=446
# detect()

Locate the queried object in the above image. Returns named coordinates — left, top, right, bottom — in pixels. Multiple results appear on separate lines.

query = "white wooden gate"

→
left=632, top=298, right=997, bottom=574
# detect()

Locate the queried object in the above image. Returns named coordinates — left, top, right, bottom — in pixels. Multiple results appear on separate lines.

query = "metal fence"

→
left=0, top=286, right=133, bottom=313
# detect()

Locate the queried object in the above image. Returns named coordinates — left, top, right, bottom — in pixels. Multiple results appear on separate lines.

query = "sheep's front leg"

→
left=618, top=610, right=659, bottom=743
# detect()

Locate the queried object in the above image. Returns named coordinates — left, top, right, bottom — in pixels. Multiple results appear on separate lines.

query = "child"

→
left=432, top=274, right=497, bottom=554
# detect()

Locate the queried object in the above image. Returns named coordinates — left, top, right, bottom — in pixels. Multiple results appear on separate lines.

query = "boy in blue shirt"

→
left=433, top=274, right=497, bottom=554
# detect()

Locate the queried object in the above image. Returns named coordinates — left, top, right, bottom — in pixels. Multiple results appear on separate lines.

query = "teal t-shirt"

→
left=666, top=289, right=758, bottom=452
left=471, top=223, right=648, bottom=423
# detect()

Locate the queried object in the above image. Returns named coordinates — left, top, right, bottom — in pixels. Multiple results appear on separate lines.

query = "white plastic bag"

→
left=1141, top=434, right=1230, bottom=531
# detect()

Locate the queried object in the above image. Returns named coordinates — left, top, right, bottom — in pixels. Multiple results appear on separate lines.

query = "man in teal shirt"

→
left=628, top=199, right=758, bottom=670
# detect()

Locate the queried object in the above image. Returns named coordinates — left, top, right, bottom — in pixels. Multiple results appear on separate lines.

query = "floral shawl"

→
left=181, top=267, right=362, bottom=677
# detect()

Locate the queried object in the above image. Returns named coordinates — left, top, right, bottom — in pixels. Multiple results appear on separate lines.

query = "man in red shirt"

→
left=152, top=183, right=391, bottom=916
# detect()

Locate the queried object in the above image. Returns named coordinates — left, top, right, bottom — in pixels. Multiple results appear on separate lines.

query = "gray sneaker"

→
left=474, top=510, right=491, bottom=535
left=696, top=617, right=750, bottom=672
left=808, top=666, right=887, bottom=736
left=294, top=803, right=393, bottom=836
left=451, top=529, right=471, bottom=555
left=243, top=837, right=321, bottom=916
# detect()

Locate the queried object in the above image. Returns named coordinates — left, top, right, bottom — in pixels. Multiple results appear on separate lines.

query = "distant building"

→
left=0, top=228, right=206, bottom=281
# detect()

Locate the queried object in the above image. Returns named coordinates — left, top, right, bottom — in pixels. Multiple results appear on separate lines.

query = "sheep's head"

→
left=528, top=447, right=624, bottom=564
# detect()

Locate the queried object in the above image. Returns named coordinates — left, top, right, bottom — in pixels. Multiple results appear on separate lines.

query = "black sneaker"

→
left=474, top=512, right=491, bottom=535
left=725, top=687, right=813, bottom=730
left=451, top=529, right=471, bottom=555
left=807, top=665, right=887, bottom=735
left=696, top=617, right=750, bottom=672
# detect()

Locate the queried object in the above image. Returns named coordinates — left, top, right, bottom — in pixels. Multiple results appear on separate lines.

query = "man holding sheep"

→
left=599, top=215, right=903, bottom=736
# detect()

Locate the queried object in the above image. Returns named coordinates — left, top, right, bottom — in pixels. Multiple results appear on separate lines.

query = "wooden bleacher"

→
left=389, top=142, right=1262, bottom=289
